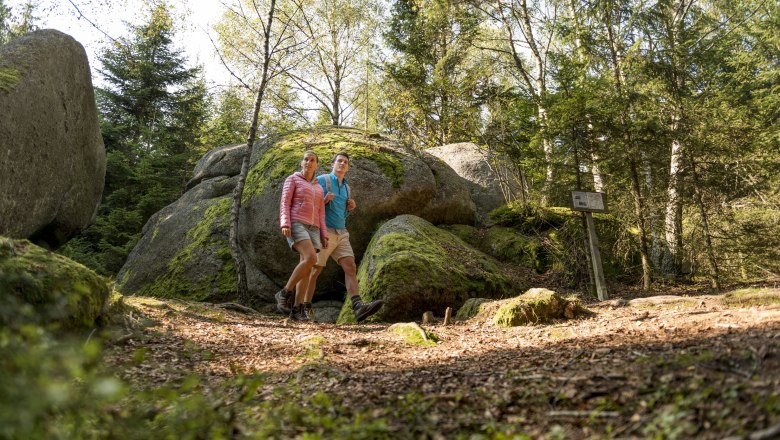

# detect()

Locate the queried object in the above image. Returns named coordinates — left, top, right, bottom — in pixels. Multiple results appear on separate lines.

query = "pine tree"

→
left=59, top=2, right=208, bottom=275
left=382, top=0, right=484, bottom=148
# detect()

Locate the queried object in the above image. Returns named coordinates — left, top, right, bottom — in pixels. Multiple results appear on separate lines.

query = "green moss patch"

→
left=465, top=288, right=590, bottom=327
left=340, top=215, right=513, bottom=323
left=244, top=127, right=406, bottom=203
left=137, top=198, right=236, bottom=301
left=0, top=67, right=20, bottom=93
left=721, top=288, right=780, bottom=307
left=0, top=236, right=110, bottom=330
left=455, top=297, right=491, bottom=320
left=387, top=323, right=438, bottom=347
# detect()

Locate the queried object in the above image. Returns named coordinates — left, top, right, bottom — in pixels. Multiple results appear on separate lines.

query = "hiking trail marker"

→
left=570, top=191, right=609, bottom=301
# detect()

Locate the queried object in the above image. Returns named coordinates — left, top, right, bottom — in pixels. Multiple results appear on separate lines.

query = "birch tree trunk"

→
left=662, top=132, right=684, bottom=276
left=230, top=0, right=277, bottom=303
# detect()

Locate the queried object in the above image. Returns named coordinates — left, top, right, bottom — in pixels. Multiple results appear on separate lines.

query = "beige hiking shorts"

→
left=315, top=228, right=354, bottom=266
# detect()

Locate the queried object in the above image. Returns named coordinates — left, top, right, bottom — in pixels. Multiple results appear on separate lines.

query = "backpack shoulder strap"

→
left=325, top=174, right=332, bottom=194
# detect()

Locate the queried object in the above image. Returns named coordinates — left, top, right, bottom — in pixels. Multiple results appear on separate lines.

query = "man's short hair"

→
left=331, top=152, right=350, bottom=164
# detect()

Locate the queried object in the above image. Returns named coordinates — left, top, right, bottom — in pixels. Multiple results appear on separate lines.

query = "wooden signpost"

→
left=570, top=191, right=609, bottom=301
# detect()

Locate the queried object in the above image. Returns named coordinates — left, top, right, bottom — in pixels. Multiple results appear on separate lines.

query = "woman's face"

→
left=301, top=152, right=319, bottom=174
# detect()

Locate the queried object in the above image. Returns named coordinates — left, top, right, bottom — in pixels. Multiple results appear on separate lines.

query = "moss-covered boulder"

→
left=337, top=215, right=513, bottom=323
left=461, top=288, right=590, bottom=327
left=116, top=176, right=246, bottom=303
left=0, top=236, right=109, bottom=329
left=454, top=297, right=491, bottom=320
left=186, top=143, right=247, bottom=190
left=238, top=127, right=476, bottom=303
left=117, top=127, right=475, bottom=304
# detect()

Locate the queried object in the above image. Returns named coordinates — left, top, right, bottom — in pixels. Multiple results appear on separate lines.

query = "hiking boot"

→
left=302, top=302, right=315, bottom=322
left=289, top=304, right=309, bottom=321
left=275, top=288, right=293, bottom=314
left=352, top=298, right=383, bottom=322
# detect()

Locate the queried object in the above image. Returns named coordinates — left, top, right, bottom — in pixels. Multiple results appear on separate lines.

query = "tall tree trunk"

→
left=690, top=156, right=720, bottom=289
left=539, top=106, right=554, bottom=206
left=642, top=150, right=663, bottom=268
left=499, top=0, right=553, bottom=205
left=630, top=159, right=652, bottom=290
left=230, top=0, right=277, bottom=304
left=662, top=132, right=684, bottom=275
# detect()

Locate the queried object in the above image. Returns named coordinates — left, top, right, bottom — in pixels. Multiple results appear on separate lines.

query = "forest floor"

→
left=105, top=285, right=780, bottom=439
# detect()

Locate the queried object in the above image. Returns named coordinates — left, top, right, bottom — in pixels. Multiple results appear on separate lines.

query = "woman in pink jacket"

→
left=275, top=150, right=328, bottom=321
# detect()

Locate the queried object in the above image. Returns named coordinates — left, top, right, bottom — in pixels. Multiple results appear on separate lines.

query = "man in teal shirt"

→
left=302, top=152, right=383, bottom=322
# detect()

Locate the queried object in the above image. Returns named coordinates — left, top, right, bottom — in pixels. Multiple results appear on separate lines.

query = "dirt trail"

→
left=107, top=289, right=780, bottom=438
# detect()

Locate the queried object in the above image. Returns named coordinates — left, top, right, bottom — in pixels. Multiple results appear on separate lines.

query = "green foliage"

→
left=487, top=203, right=640, bottom=290
left=59, top=3, right=209, bottom=276
left=382, top=0, right=486, bottom=147
left=0, top=0, right=40, bottom=44
left=198, top=86, right=251, bottom=153
left=0, top=324, right=256, bottom=439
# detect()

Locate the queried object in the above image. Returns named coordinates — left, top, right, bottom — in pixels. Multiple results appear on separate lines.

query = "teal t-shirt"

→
left=317, top=173, right=349, bottom=229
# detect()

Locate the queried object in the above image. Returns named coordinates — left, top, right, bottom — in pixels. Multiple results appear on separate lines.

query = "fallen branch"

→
left=217, top=302, right=260, bottom=315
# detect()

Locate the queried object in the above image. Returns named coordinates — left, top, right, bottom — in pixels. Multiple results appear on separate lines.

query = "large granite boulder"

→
left=117, top=127, right=476, bottom=305
left=427, top=143, right=523, bottom=225
left=0, top=236, right=110, bottom=329
left=337, top=214, right=514, bottom=323
left=239, top=128, right=476, bottom=302
left=116, top=175, right=243, bottom=302
left=0, top=30, right=106, bottom=246
left=186, top=143, right=247, bottom=190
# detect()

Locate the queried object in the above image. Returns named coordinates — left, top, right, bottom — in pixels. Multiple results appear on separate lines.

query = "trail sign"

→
left=570, top=191, right=608, bottom=213
left=570, top=191, right=609, bottom=301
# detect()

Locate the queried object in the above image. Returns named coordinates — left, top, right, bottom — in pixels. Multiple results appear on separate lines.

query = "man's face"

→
left=332, top=155, right=350, bottom=175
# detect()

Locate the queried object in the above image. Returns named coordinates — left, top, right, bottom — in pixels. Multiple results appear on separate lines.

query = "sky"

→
left=7, top=0, right=232, bottom=87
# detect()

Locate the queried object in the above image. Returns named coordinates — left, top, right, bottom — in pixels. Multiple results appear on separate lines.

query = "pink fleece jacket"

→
left=279, top=172, right=328, bottom=243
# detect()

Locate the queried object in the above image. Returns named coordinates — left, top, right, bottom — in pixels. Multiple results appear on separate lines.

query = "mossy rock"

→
left=439, top=224, right=481, bottom=248
left=238, top=127, right=475, bottom=303
left=0, top=67, right=20, bottom=93
left=721, top=288, right=780, bottom=307
left=96, top=290, right=128, bottom=326
left=455, top=297, right=491, bottom=320
left=116, top=177, right=244, bottom=303
left=467, top=288, right=590, bottom=327
left=387, top=322, right=438, bottom=347
left=337, top=215, right=513, bottom=323
left=0, top=236, right=109, bottom=330
left=489, top=203, right=571, bottom=233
